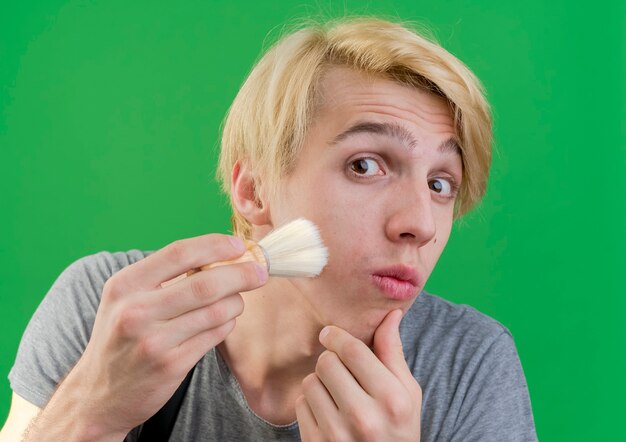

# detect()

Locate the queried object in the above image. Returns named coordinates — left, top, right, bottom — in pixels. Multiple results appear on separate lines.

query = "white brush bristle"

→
left=258, top=218, right=329, bottom=277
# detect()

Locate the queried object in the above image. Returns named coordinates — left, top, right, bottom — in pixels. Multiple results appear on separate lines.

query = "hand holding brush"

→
left=162, top=218, right=328, bottom=287
left=33, top=219, right=327, bottom=439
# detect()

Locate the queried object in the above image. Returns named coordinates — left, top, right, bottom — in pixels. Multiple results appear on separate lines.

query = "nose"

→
left=384, top=183, right=436, bottom=247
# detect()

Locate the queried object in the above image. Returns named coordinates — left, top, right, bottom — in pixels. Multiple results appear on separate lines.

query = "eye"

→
left=429, top=177, right=458, bottom=198
left=349, top=158, right=383, bottom=177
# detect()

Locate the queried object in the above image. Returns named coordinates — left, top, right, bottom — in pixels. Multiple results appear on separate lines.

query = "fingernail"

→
left=229, top=236, right=246, bottom=253
left=319, top=326, right=330, bottom=341
left=254, top=263, right=268, bottom=283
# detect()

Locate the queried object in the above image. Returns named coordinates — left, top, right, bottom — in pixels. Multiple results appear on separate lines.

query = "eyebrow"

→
left=328, top=121, right=461, bottom=156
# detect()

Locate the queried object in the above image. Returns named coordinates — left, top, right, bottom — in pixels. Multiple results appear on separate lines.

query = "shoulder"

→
left=405, top=293, right=538, bottom=441
left=400, top=290, right=515, bottom=368
left=28, top=249, right=154, bottom=325
left=27, top=249, right=153, bottom=321
left=7, top=250, right=153, bottom=407
left=64, top=249, right=152, bottom=278
left=404, top=290, right=510, bottom=337
left=52, top=250, right=152, bottom=292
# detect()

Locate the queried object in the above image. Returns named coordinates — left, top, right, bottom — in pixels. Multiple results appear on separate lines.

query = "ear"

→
left=231, top=160, right=271, bottom=226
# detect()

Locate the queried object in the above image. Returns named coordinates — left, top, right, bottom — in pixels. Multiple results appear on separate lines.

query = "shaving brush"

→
left=162, top=219, right=328, bottom=287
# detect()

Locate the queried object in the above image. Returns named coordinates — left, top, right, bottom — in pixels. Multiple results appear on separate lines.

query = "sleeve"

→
left=7, top=250, right=147, bottom=408
left=448, top=331, right=538, bottom=442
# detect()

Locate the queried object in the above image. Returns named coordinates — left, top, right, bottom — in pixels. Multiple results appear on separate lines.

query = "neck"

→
left=217, top=277, right=325, bottom=424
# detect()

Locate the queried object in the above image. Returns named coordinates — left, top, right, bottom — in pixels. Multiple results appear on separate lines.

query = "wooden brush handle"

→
left=160, top=240, right=266, bottom=288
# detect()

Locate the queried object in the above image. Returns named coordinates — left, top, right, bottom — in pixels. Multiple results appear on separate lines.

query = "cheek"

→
left=317, top=197, right=380, bottom=266
left=277, top=167, right=394, bottom=272
left=327, top=224, right=370, bottom=265
left=284, top=173, right=372, bottom=228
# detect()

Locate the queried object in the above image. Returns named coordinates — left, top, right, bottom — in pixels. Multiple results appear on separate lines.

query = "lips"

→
left=371, top=265, right=421, bottom=300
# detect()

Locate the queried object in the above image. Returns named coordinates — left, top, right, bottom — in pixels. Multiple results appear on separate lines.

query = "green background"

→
left=1, top=0, right=624, bottom=440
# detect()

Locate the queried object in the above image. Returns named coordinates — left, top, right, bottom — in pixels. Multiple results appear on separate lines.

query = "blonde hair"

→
left=218, top=17, right=492, bottom=239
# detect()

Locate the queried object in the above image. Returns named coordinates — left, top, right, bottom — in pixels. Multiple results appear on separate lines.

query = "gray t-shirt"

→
left=8, top=250, right=538, bottom=441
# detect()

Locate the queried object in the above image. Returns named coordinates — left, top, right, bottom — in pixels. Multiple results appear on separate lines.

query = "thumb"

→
left=373, top=309, right=409, bottom=380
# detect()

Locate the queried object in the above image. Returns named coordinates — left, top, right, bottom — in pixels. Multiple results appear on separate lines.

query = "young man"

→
left=2, top=18, right=537, bottom=441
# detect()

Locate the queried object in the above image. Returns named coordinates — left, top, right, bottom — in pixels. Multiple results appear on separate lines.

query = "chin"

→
left=296, top=276, right=407, bottom=340
left=326, top=306, right=390, bottom=345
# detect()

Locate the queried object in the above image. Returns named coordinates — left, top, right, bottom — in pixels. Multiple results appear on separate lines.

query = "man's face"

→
left=267, top=66, right=462, bottom=341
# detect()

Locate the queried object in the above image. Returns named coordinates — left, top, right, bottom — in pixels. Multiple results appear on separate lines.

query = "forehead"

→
left=309, top=66, right=458, bottom=153
left=313, top=66, right=452, bottom=120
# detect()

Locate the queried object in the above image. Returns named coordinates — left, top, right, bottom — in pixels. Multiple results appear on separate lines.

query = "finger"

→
left=315, top=350, right=371, bottom=412
left=173, top=318, right=238, bottom=369
left=318, top=326, right=402, bottom=400
left=301, top=373, right=346, bottom=439
left=295, top=395, right=319, bottom=442
left=152, top=262, right=265, bottom=319
left=372, top=309, right=415, bottom=387
left=158, top=293, right=244, bottom=348
left=113, top=234, right=248, bottom=292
